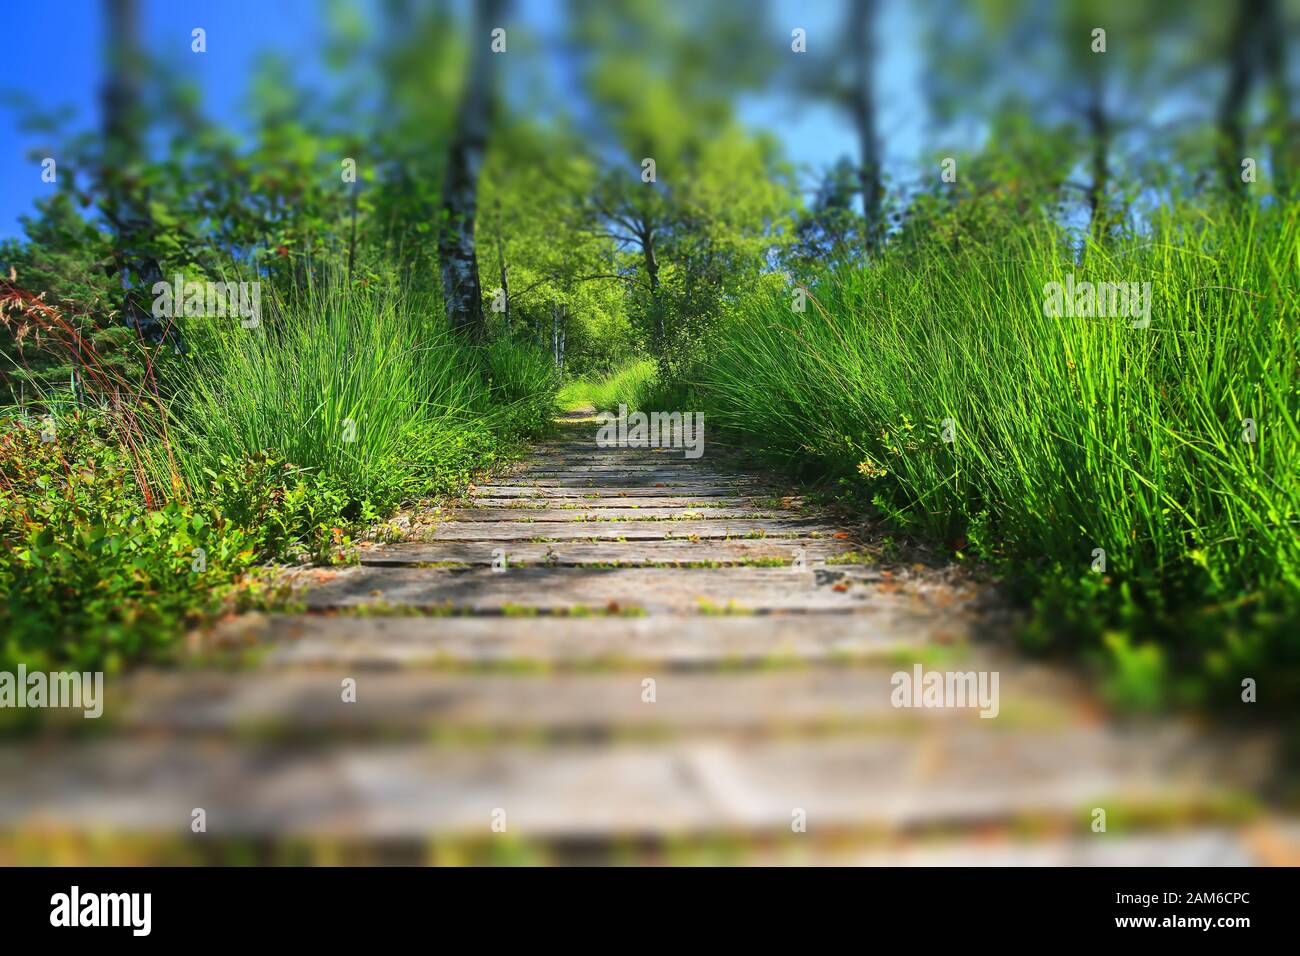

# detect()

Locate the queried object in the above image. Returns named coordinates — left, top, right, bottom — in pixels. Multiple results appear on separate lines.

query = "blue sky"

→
left=0, top=0, right=927, bottom=240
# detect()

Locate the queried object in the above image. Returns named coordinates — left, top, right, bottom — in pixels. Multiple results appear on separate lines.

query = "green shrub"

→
left=0, top=412, right=260, bottom=670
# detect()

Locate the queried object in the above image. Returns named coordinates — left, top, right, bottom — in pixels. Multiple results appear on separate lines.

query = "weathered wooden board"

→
left=114, top=664, right=1071, bottom=734
left=422, top=518, right=843, bottom=541
left=510, top=464, right=734, bottom=475
left=298, top=566, right=931, bottom=614
left=443, top=506, right=776, bottom=522
left=0, top=729, right=1268, bottom=839
left=493, top=472, right=770, bottom=487
left=208, top=611, right=940, bottom=667
left=516, top=453, right=749, bottom=466
left=471, top=485, right=776, bottom=498
left=464, top=496, right=797, bottom=510
left=360, top=537, right=851, bottom=566
left=0, top=408, right=1284, bottom=867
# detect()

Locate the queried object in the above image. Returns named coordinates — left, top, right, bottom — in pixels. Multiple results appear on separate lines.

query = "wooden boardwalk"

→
left=0, top=410, right=1292, bottom=865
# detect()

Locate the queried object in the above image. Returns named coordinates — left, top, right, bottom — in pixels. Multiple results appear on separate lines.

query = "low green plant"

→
left=0, top=411, right=262, bottom=670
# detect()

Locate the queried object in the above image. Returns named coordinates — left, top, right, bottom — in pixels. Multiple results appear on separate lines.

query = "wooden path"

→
left=0, top=410, right=1292, bottom=865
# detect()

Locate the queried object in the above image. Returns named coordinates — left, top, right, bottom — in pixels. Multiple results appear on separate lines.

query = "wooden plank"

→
left=297, top=566, right=923, bottom=614
left=209, top=610, right=936, bottom=667
left=521, top=465, right=754, bottom=476
left=443, top=506, right=778, bottom=522
left=0, top=729, right=1269, bottom=839
left=485, top=473, right=770, bottom=486
left=511, top=464, right=733, bottom=475
left=745, top=832, right=1267, bottom=867
left=518, top=453, right=749, bottom=464
left=518, top=447, right=745, bottom=458
left=422, top=518, right=840, bottom=541
left=359, top=538, right=850, bottom=566
left=465, top=496, right=798, bottom=510
left=521, top=449, right=747, bottom=463
left=471, top=485, right=774, bottom=499
left=494, top=472, right=767, bottom=487
left=7, top=415, right=1281, bottom=866
left=110, top=663, right=1079, bottom=734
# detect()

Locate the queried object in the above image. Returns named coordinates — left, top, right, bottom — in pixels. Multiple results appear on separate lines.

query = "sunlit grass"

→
left=690, top=203, right=1300, bottom=705
left=558, top=357, right=657, bottom=411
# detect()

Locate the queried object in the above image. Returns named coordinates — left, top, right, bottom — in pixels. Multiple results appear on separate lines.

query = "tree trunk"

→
left=1085, top=71, right=1110, bottom=241
left=438, top=0, right=506, bottom=341
left=1259, top=0, right=1293, bottom=199
left=643, top=228, right=660, bottom=296
left=101, top=0, right=167, bottom=343
left=847, top=0, right=883, bottom=255
left=494, top=198, right=510, bottom=334
left=639, top=220, right=665, bottom=347
left=551, top=303, right=560, bottom=366
left=1217, top=0, right=1260, bottom=200
left=558, top=305, right=567, bottom=375
left=346, top=179, right=359, bottom=284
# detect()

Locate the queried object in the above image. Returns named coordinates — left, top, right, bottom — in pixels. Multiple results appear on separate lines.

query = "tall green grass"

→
left=557, top=357, right=657, bottom=411
left=692, top=204, right=1299, bottom=705
left=164, top=279, right=558, bottom=510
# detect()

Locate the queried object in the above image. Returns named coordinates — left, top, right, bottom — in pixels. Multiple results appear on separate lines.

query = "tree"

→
left=1217, top=0, right=1295, bottom=200
left=568, top=0, right=791, bottom=371
left=846, top=0, right=883, bottom=253
left=786, top=158, right=864, bottom=272
left=439, top=0, right=507, bottom=341
left=788, top=0, right=883, bottom=255
left=477, top=119, right=630, bottom=360
left=100, top=0, right=168, bottom=343
left=918, top=0, right=1174, bottom=241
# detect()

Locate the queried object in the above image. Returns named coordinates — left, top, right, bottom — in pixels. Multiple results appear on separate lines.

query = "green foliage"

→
left=0, top=3, right=562, bottom=674
left=558, top=358, right=658, bottom=411
left=3, top=0, right=1296, bottom=718
left=785, top=158, right=866, bottom=273
left=164, top=278, right=527, bottom=508
left=0, top=194, right=136, bottom=398
left=477, top=121, right=631, bottom=373
left=0, top=278, right=558, bottom=673
left=197, top=451, right=360, bottom=565
left=686, top=199, right=1300, bottom=708
left=0, top=411, right=260, bottom=671
left=481, top=338, right=563, bottom=434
